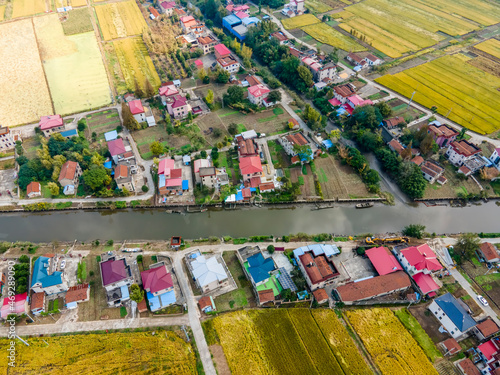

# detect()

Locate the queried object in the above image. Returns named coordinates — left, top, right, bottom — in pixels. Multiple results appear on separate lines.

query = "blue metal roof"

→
left=242, top=17, right=259, bottom=26
left=147, top=290, right=176, bottom=311
left=182, top=180, right=189, bottom=190
left=223, top=14, right=241, bottom=25
left=434, top=293, right=476, bottom=332
left=104, top=130, right=118, bottom=142
left=247, top=253, right=275, bottom=284
left=31, top=257, right=63, bottom=288
left=322, top=140, right=333, bottom=149
left=120, top=285, right=129, bottom=300
left=235, top=191, right=243, bottom=201
left=104, top=161, right=112, bottom=169
left=159, top=174, right=166, bottom=188
left=60, top=129, right=78, bottom=138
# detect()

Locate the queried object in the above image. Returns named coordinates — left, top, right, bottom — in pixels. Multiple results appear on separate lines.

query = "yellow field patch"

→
left=475, top=39, right=500, bottom=60
left=0, top=19, right=53, bottom=126
left=0, top=5, right=5, bottom=21
left=95, top=0, right=147, bottom=41
left=71, top=0, right=88, bottom=6
left=11, top=0, right=46, bottom=18
left=301, top=22, right=366, bottom=52
left=113, top=37, right=161, bottom=94
left=305, top=0, right=332, bottom=14
left=281, top=14, right=320, bottom=29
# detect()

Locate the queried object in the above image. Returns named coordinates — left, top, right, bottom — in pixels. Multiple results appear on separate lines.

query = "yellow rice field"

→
left=71, top=0, right=88, bottom=6
left=113, top=37, right=161, bottom=94
left=0, top=19, right=53, bottom=126
left=11, top=0, right=46, bottom=18
left=0, top=5, right=5, bottom=21
left=0, top=331, right=198, bottom=374
left=34, top=14, right=111, bottom=115
left=475, top=39, right=500, bottom=60
left=95, top=0, right=147, bottom=41
left=376, top=54, right=500, bottom=134
left=339, top=0, right=500, bottom=57
left=305, top=0, right=332, bottom=14
left=302, top=22, right=366, bottom=52
left=281, top=14, right=320, bottom=29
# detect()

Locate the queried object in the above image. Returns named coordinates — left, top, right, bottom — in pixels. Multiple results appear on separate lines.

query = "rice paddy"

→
left=475, top=39, right=500, bottom=60
left=11, top=0, right=46, bottom=19
left=94, top=0, right=148, bottom=41
left=282, top=14, right=321, bottom=29
left=302, top=22, right=366, bottom=52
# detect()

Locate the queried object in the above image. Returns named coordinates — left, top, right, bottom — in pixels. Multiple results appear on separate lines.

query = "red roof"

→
left=412, top=273, right=439, bottom=294
left=248, top=84, right=270, bottom=98
left=161, top=1, right=176, bottom=9
left=401, top=244, right=442, bottom=272
left=171, top=95, right=188, bottom=109
left=31, top=292, right=45, bottom=310
left=39, top=115, right=63, bottom=130
left=129, top=99, right=144, bottom=115
left=159, top=85, right=178, bottom=97
left=259, top=182, right=275, bottom=192
left=27, top=181, right=41, bottom=195
left=442, top=338, right=461, bottom=355
left=365, top=246, right=402, bottom=275
left=141, top=266, right=173, bottom=293
left=233, top=4, right=249, bottom=11
left=242, top=187, right=252, bottom=198
left=411, top=156, right=424, bottom=166
left=166, top=178, right=183, bottom=187
left=249, top=176, right=261, bottom=188
left=449, top=140, right=481, bottom=157
left=235, top=11, right=249, bottom=18
left=195, top=59, right=203, bottom=67
left=285, top=133, right=308, bottom=146
left=476, top=318, right=499, bottom=338
left=479, top=242, right=499, bottom=261
left=149, top=6, right=160, bottom=17
left=58, top=161, right=79, bottom=181
left=100, top=259, right=129, bottom=286
left=137, top=298, right=148, bottom=312
left=159, top=158, right=175, bottom=175
left=170, top=168, right=182, bottom=179
left=198, top=296, right=214, bottom=310
left=328, top=98, right=342, bottom=106
left=478, top=340, right=498, bottom=361
left=214, top=43, right=231, bottom=57
left=457, top=358, right=480, bottom=375
left=239, top=156, right=263, bottom=175
left=114, top=164, right=129, bottom=179
left=65, top=283, right=89, bottom=303
left=313, top=288, right=328, bottom=303
left=107, top=138, right=126, bottom=156
left=258, top=289, right=275, bottom=304
left=342, top=103, right=354, bottom=115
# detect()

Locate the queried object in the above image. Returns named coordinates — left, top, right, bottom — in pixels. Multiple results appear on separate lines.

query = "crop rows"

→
left=95, top=1, right=147, bottom=41
left=346, top=308, right=438, bottom=375
left=301, top=23, right=366, bottom=52
left=282, top=14, right=320, bottom=29
left=475, top=39, right=500, bottom=60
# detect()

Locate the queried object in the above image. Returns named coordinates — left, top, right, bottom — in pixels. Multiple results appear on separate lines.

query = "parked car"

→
left=60, top=260, right=66, bottom=270
left=477, top=295, right=488, bottom=306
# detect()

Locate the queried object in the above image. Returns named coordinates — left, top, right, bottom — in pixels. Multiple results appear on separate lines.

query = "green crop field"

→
left=282, top=14, right=320, bottom=29
left=376, top=54, right=500, bottom=134
left=302, top=22, right=366, bottom=51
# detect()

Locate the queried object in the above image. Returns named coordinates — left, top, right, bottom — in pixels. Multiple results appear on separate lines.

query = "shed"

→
left=104, top=130, right=118, bottom=142
left=182, top=180, right=189, bottom=190
left=183, top=155, right=191, bottom=165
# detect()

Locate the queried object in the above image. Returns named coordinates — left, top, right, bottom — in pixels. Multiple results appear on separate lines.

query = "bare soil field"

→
left=194, top=112, right=230, bottom=147
left=468, top=56, right=500, bottom=78
left=209, top=345, right=231, bottom=375
left=409, top=303, right=449, bottom=344
left=315, top=155, right=348, bottom=199
left=332, top=157, right=378, bottom=199
left=215, top=106, right=290, bottom=135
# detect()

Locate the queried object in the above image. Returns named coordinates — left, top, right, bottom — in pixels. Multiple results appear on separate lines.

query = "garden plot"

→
left=86, top=109, right=121, bottom=140
left=215, top=106, right=290, bottom=135
left=11, top=0, right=46, bottom=19
left=34, top=14, right=111, bottom=115
left=194, top=112, right=230, bottom=147
left=94, top=1, right=147, bottom=41
left=61, top=7, right=94, bottom=35
left=0, top=19, right=53, bottom=127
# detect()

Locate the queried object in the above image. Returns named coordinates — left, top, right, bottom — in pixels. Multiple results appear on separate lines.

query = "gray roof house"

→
left=429, top=293, right=477, bottom=339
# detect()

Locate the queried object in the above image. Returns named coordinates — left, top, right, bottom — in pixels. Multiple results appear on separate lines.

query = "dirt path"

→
left=209, top=345, right=231, bottom=375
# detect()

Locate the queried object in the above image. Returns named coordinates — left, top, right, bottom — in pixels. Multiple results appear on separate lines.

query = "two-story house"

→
left=100, top=255, right=134, bottom=306
left=159, top=1, right=176, bottom=16
left=428, top=121, right=459, bottom=148
left=107, top=138, right=127, bottom=164
left=129, top=100, right=146, bottom=123
left=166, top=95, right=191, bottom=119
left=239, top=156, right=263, bottom=183
left=159, top=84, right=179, bottom=105
left=141, top=264, right=176, bottom=312
left=180, top=15, right=205, bottom=36
left=446, top=139, right=481, bottom=167
left=193, top=158, right=210, bottom=184
left=332, top=84, right=356, bottom=104
left=237, top=137, right=258, bottom=158
left=214, top=44, right=240, bottom=73
left=247, top=84, right=271, bottom=107
left=188, top=254, right=229, bottom=293
left=0, top=127, right=17, bottom=150
left=114, top=164, right=134, bottom=192
left=301, top=57, right=336, bottom=82
left=58, top=161, right=82, bottom=195
left=429, top=293, right=477, bottom=339
left=31, top=256, right=68, bottom=295
left=293, top=246, right=340, bottom=291
left=39, top=115, right=65, bottom=136
left=421, top=160, right=445, bottom=184
left=279, top=132, right=312, bottom=163
left=197, top=35, right=217, bottom=54
left=198, top=166, right=217, bottom=189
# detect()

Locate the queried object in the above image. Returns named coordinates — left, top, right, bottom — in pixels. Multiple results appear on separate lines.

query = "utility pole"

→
left=445, top=106, right=453, bottom=118
left=407, top=90, right=416, bottom=109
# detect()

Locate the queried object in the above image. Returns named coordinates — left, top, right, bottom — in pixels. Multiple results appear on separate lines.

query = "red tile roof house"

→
left=149, top=6, right=160, bottom=18
left=474, top=318, right=500, bottom=341
left=180, top=15, right=205, bottom=36
left=278, top=132, right=310, bottom=162
left=160, top=1, right=176, bottom=16
left=107, top=138, right=127, bottom=164
left=239, top=156, right=263, bottom=183
left=198, top=295, right=216, bottom=313
left=58, top=161, right=82, bottom=191
left=258, top=289, right=275, bottom=305
left=477, top=242, right=500, bottom=264
left=129, top=99, right=146, bottom=123
left=421, top=160, right=445, bottom=184
left=99, top=256, right=133, bottom=306
left=26, top=181, right=41, bottom=198
left=141, top=264, right=174, bottom=312
left=477, top=339, right=500, bottom=372
left=159, top=84, right=179, bottom=105
left=335, top=271, right=411, bottom=304
left=347, top=94, right=373, bottom=108
left=247, top=84, right=271, bottom=107
left=197, top=35, right=217, bottom=54
left=313, top=288, right=329, bottom=304
left=214, top=44, right=240, bottom=73
left=333, top=84, right=356, bottom=104
left=346, top=53, right=367, bottom=68
left=456, top=358, right=481, bottom=375
left=440, top=338, right=461, bottom=356
left=383, top=116, right=406, bottom=129
left=166, top=94, right=191, bottom=119
left=445, top=139, right=481, bottom=167
left=298, top=251, right=340, bottom=291
left=114, top=164, right=134, bottom=192
left=428, top=122, right=459, bottom=148
left=65, top=283, right=90, bottom=309
left=365, top=246, right=402, bottom=275
left=30, top=292, right=45, bottom=315
left=388, top=139, right=404, bottom=155
left=301, top=56, right=336, bottom=82
left=271, top=31, right=288, bottom=44
left=238, top=138, right=258, bottom=157
left=39, top=115, right=65, bottom=136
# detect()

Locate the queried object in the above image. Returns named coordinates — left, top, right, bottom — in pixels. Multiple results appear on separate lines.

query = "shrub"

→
left=142, top=185, right=149, bottom=193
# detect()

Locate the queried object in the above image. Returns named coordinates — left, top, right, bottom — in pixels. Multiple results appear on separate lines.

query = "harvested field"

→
left=0, top=331, right=198, bottom=374
left=34, top=14, right=111, bottom=115
left=213, top=106, right=290, bottom=135
left=301, top=23, right=366, bottom=52
left=282, top=14, right=320, bottom=29
left=95, top=1, right=147, bottom=41
left=305, top=0, right=332, bottom=13
left=112, top=37, right=161, bottom=94
left=0, top=5, right=5, bottom=21
left=0, top=19, right=53, bottom=127
left=11, top=0, right=45, bottom=18
left=194, top=112, right=230, bottom=147
left=376, top=54, right=500, bottom=134
left=61, top=7, right=94, bottom=35
left=290, top=165, right=315, bottom=198
left=468, top=56, right=500, bottom=78
left=70, top=0, right=87, bottom=6
left=475, top=38, right=500, bottom=60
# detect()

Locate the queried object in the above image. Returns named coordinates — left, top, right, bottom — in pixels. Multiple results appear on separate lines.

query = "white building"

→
left=301, top=57, right=336, bottom=82
left=395, top=244, right=443, bottom=276
left=446, top=140, right=481, bottom=167
left=31, top=256, right=69, bottom=295
left=129, top=100, right=146, bottom=123
left=429, top=293, right=477, bottom=339
left=0, top=126, right=19, bottom=150
left=188, top=253, right=229, bottom=294
left=247, top=84, right=271, bottom=106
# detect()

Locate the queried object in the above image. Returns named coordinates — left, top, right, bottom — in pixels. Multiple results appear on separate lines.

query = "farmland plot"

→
left=346, top=308, right=439, bottom=375
left=34, top=14, right=111, bottom=115
left=0, top=19, right=53, bottom=127
left=376, top=54, right=500, bottom=134
left=95, top=1, right=147, bottom=41
left=70, top=0, right=87, bottom=6
left=11, top=0, right=46, bottom=18
left=282, top=14, right=320, bottom=29
left=301, top=23, right=366, bottom=52
left=0, top=5, right=5, bottom=21
left=0, top=332, right=198, bottom=374
left=112, top=37, right=161, bottom=94
left=61, top=7, right=94, bottom=35
left=474, top=39, right=500, bottom=60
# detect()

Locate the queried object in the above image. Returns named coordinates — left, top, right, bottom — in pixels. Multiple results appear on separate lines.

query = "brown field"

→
left=0, top=159, right=15, bottom=170
left=468, top=56, right=500, bottom=78
left=94, top=1, right=147, bottom=41
left=194, top=112, right=231, bottom=147
left=215, top=106, right=290, bottom=135
left=290, top=165, right=316, bottom=198
left=0, top=19, right=53, bottom=127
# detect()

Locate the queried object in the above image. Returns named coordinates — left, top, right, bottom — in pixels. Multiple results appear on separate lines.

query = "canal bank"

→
left=0, top=202, right=498, bottom=242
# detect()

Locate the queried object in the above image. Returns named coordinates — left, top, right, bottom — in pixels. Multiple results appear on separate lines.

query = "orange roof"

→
left=333, top=84, right=356, bottom=98
left=149, top=6, right=160, bottom=17
left=197, top=35, right=216, bottom=45
left=31, top=292, right=45, bottom=310
left=313, top=288, right=328, bottom=303
left=114, top=164, right=129, bottom=179
left=58, top=161, right=79, bottom=182
left=476, top=318, right=499, bottom=338
left=198, top=296, right=213, bottom=310
left=479, top=242, right=499, bottom=261
left=26, top=181, right=41, bottom=195
left=457, top=358, right=480, bottom=375
left=384, top=117, right=405, bottom=128
left=429, top=124, right=458, bottom=138
left=137, top=298, right=148, bottom=313
left=450, top=140, right=480, bottom=157
left=66, top=283, right=89, bottom=304
left=285, top=133, right=308, bottom=146
left=411, top=156, right=424, bottom=166
left=239, top=156, right=262, bottom=175
left=442, top=338, right=461, bottom=354
left=258, top=289, right=275, bottom=304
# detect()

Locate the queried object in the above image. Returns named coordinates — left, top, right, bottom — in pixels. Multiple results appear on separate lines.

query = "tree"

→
left=205, top=89, right=214, bottom=105
left=420, top=133, right=436, bottom=156
left=267, top=245, right=275, bottom=254
left=200, top=150, right=207, bottom=158
left=150, top=141, right=164, bottom=156
left=400, top=141, right=413, bottom=160
left=203, top=75, right=210, bottom=84
left=216, top=67, right=230, bottom=83
left=134, top=79, right=144, bottom=98
left=398, top=161, right=427, bottom=199
left=455, top=233, right=481, bottom=261
left=402, top=224, right=426, bottom=239
left=198, top=67, right=207, bottom=81
left=77, top=120, right=86, bottom=132
left=223, top=85, right=246, bottom=106
left=137, top=255, right=143, bottom=263
left=145, top=79, right=155, bottom=98
left=375, top=101, right=392, bottom=118
left=47, top=182, right=60, bottom=196
left=142, top=185, right=149, bottom=192
left=129, top=284, right=144, bottom=303
left=18, top=163, right=37, bottom=190
left=358, top=131, right=382, bottom=152
left=228, top=123, right=239, bottom=135
left=83, top=166, right=111, bottom=191
left=267, top=90, right=281, bottom=103
left=211, top=147, right=219, bottom=161
left=213, top=128, right=222, bottom=137
left=121, top=102, right=140, bottom=131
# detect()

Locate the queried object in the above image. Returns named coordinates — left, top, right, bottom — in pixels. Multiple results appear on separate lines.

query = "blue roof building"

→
left=223, top=14, right=241, bottom=27
left=104, top=130, right=118, bottom=142
left=182, top=180, right=189, bottom=190
left=429, top=293, right=477, bottom=338
left=147, top=290, right=176, bottom=311
left=242, top=17, right=260, bottom=27
left=246, top=253, right=276, bottom=285
left=31, top=257, right=68, bottom=295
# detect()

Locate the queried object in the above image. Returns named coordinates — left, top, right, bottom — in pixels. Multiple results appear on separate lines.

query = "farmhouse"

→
left=271, top=31, right=288, bottom=44
left=247, top=84, right=273, bottom=107
left=30, top=292, right=45, bottom=315
left=114, top=164, right=134, bottom=192
left=0, top=127, right=18, bottom=150
left=237, top=246, right=277, bottom=287
left=31, top=256, right=68, bottom=295
left=429, top=293, right=477, bottom=339
left=395, top=244, right=442, bottom=276
left=282, top=0, right=305, bottom=17
left=193, top=158, right=210, bottom=183
left=446, top=139, right=481, bottom=167
left=149, top=6, right=160, bottom=19
left=346, top=53, right=367, bottom=69
left=335, top=271, right=411, bottom=304
left=215, top=51, right=240, bottom=74
left=107, top=138, right=127, bottom=164
left=239, top=156, right=263, bottom=183
left=388, top=139, right=404, bottom=154
left=301, top=56, right=336, bottom=82
left=141, top=264, right=176, bottom=312
left=365, top=246, right=402, bottom=275
left=383, top=116, right=405, bottom=129
left=198, top=295, right=216, bottom=313
left=159, top=84, right=179, bottom=105
left=129, top=100, right=145, bottom=123
left=166, top=95, right=191, bottom=119
left=160, top=1, right=176, bottom=16
left=313, top=288, right=329, bottom=304
left=39, top=115, right=65, bottom=136
left=99, top=255, right=133, bottom=307
left=347, top=94, right=373, bottom=109
left=187, top=251, right=229, bottom=293
left=477, top=242, right=500, bottom=264
left=293, top=244, right=340, bottom=291
left=58, top=161, right=82, bottom=194
left=197, top=35, right=217, bottom=54
left=333, top=84, right=356, bottom=104
left=279, top=132, right=312, bottom=163
left=428, top=121, right=459, bottom=148
left=258, top=289, right=275, bottom=305
left=476, top=339, right=500, bottom=374
left=26, top=181, right=41, bottom=198
left=420, top=160, right=445, bottom=184
left=180, top=15, right=205, bottom=36
left=456, top=358, right=481, bottom=375
left=65, top=283, right=90, bottom=309
left=474, top=318, right=500, bottom=341
left=440, top=338, right=461, bottom=356
left=237, top=136, right=258, bottom=157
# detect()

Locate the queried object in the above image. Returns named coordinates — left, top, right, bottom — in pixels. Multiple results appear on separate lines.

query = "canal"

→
left=0, top=202, right=498, bottom=242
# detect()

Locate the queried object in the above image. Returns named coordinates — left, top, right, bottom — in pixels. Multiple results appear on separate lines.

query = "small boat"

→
left=355, top=202, right=374, bottom=209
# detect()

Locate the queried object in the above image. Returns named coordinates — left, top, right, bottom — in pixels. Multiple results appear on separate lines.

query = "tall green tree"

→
left=455, top=233, right=481, bottom=262
left=121, top=102, right=140, bottom=131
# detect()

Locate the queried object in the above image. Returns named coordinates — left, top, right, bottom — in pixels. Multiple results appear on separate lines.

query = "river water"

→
left=0, top=202, right=498, bottom=242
